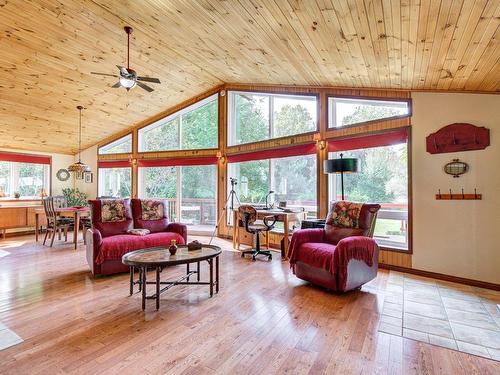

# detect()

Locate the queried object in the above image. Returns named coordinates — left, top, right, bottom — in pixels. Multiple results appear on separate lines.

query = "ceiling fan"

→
left=91, top=26, right=161, bottom=92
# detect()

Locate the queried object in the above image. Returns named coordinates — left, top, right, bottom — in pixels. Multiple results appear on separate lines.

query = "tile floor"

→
left=378, top=271, right=500, bottom=361
left=0, top=322, right=23, bottom=351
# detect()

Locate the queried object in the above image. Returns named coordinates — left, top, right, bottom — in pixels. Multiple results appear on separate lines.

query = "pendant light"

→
left=68, top=105, right=91, bottom=179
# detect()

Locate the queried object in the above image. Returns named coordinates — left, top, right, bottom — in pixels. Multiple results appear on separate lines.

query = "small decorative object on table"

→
left=13, top=191, right=20, bottom=199
left=187, top=240, right=203, bottom=251
left=168, top=240, right=178, bottom=255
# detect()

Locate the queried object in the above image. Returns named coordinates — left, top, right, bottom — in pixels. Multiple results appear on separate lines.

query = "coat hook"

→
left=474, top=188, right=477, bottom=199
left=452, top=132, right=457, bottom=145
left=449, top=188, right=452, bottom=198
left=461, top=188, right=465, bottom=199
left=438, top=189, right=442, bottom=199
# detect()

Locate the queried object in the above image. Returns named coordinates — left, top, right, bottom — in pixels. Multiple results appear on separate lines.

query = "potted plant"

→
left=62, top=188, right=89, bottom=207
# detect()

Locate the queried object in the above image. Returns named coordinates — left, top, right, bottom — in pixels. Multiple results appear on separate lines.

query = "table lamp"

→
left=324, top=153, right=359, bottom=200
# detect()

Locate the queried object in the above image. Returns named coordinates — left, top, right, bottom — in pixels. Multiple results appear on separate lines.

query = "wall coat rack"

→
left=426, top=123, right=490, bottom=154
left=436, top=188, right=482, bottom=200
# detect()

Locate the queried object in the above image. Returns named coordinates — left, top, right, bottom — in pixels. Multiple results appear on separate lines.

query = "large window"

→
left=228, top=154, right=317, bottom=221
left=328, top=143, right=409, bottom=250
left=0, top=161, right=50, bottom=199
left=98, top=168, right=132, bottom=198
left=228, top=91, right=318, bottom=146
left=328, top=97, right=410, bottom=128
left=138, top=165, right=217, bottom=232
left=138, top=94, right=218, bottom=152
left=99, top=134, right=132, bottom=155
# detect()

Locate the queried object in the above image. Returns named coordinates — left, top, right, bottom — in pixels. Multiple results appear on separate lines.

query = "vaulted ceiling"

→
left=1, top=0, right=499, bottom=154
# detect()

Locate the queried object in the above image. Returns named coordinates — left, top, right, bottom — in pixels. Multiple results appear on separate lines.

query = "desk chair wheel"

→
left=268, top=254, right=272, bottom=261
left=252, top=255, right=256, bottom=261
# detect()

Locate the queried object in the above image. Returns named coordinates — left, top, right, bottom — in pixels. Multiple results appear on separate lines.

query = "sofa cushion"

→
left=95, top=232, right=185, bottom=265
left=328, top=201, right=363, bottom=228
left=101, top=199, right=127, bottom=222
left=131, top=198, right=170, bottom=233
left=324, top=201, right=381, bottom=244
left=89, top=199, right=134, bottom=238
left=293, top=242, right=337, bottom=274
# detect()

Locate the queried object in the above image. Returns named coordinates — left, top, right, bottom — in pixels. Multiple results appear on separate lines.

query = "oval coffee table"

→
left=122, top=245, right=221, bottom=310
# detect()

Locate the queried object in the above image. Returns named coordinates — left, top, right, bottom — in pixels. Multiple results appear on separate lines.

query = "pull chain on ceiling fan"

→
left=91, top=26, right=161, bottom=92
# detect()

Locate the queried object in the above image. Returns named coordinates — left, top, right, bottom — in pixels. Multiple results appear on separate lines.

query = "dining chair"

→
left=42, top=197, right=72, bottom=247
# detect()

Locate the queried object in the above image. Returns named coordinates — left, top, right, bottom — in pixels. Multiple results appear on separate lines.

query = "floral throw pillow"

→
left=329, top=201, right=363, bottom=228
left=101, top=199, right=126, bottom=222
left=141, top=200, right=164, bottom=221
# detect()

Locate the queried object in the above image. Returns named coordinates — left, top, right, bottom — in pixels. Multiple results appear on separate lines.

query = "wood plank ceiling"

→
left=0, top=0, right=499, bottom=154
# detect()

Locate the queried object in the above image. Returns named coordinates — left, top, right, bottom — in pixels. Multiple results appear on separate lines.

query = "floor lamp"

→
left=324, top=153, right=359, bottom=200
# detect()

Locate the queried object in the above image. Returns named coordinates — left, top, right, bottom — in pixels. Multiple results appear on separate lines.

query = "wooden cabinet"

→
left=0, top=205, right=44, bottom=238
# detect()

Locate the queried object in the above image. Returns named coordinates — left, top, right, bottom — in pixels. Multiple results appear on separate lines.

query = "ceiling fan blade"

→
left=116, top=65, right=129, bottom=76
left=111, top=82, right=121, bottom=88
left=137, top=76, right=161, bottom=84
left=136, top=81, right=154, bottom=93
left=91, top=72, right=119, bottom=77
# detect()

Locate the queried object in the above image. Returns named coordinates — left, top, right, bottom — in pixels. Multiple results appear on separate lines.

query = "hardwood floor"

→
left=0, top=234, right=498, bottom=374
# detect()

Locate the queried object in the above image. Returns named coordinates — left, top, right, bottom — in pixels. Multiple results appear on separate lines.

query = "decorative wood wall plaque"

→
left=426, top=123, right=490, bottom=154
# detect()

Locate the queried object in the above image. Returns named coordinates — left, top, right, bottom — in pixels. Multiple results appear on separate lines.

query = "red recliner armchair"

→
left=86, top=198, right=187, bottom=276
left=288, top=201, right=381, bottom=292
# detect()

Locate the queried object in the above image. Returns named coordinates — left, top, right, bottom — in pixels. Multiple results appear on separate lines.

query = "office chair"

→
left=238, top=205, right=276, bottom=261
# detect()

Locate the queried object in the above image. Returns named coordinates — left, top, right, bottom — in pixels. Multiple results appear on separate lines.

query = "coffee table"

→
left=122, top=245, right=221, bottom=310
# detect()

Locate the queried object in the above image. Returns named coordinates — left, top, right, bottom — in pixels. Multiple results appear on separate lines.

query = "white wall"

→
left=0, top=147, right=75, bottom=195
left=74, top=145, right=98, bottom=199
left=411, top=92, right=500, bottom=284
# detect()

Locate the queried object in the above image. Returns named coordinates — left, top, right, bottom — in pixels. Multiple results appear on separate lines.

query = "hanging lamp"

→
left=68, top=105, right=91, bottom=179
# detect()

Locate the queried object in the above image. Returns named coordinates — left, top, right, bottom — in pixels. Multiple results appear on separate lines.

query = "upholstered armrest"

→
left=288, top=228, right=325, bottom=261
left=335, top=236, right=378, bottom=267
left=166, top=222, right=187, bottom=243
left=86, top=228, right=103, bottom=276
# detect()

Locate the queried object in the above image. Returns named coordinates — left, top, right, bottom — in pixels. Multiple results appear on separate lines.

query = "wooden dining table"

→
left=35, top=206, right=90, bottom=249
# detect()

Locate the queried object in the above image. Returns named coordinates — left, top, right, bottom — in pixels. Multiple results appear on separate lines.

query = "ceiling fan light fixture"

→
left=119, top=76, right=136, bottom=89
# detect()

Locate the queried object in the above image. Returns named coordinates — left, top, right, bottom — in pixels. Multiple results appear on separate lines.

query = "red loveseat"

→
left=86, top=198, right=187, bottom=276
left=288, top=201, right=381, bottom=292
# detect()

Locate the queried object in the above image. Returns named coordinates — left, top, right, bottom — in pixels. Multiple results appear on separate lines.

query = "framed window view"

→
left=328, top=96, right=411, bottom=129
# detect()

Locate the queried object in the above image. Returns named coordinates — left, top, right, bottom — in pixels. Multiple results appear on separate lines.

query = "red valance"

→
left=98, top=160, right=131, bottom=168
left=0, top=151, right=51, bottom=165
left=328, top=128, right=408, bottom=152
left=227, top=143, right=317, bottom=163
left=138, top=156, right=218, bottom=168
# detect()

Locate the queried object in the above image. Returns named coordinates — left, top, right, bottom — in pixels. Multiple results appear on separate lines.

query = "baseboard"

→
left=379, top=263, right=500, bottom=291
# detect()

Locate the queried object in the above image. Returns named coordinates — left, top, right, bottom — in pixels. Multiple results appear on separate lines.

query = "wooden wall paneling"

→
left=1, top=1, right=499, bottom=154
left=379, top=249, right=413, bottom=267
left=317, top=89, right=329, bottom=219
left=217, top=90, right=229, bottom=237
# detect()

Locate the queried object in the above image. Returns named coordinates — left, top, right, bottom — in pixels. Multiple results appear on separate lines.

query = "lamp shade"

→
left=323, top=157, right=358, bottom=174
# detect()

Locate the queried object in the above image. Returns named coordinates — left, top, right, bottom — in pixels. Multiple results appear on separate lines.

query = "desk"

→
left=232, top=208, right=307, bottom=259
left=35, top=207, right=90, bottom=249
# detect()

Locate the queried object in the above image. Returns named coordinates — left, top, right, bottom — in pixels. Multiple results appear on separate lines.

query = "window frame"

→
left=137, top=93, right=219, bottom=154
left=227, top=90, right=320, bottom=147
left=226, top=152, right=319, bottom=223
left=327, top=95, right=412, bottom=130
left=0, top=157, right=51, bottom=200
left=97, top=166, right=133, bottom=199
left=137, top=164, right=218, bottom=233
left=98, top=133, right=133, bottom=155
left=326, top=129, right=413, bottom=253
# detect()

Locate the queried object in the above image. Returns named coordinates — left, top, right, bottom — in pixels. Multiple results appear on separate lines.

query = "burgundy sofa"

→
left=86, top=198, right=187, bottom=276
left=288, top=201, right=381, bottom=292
